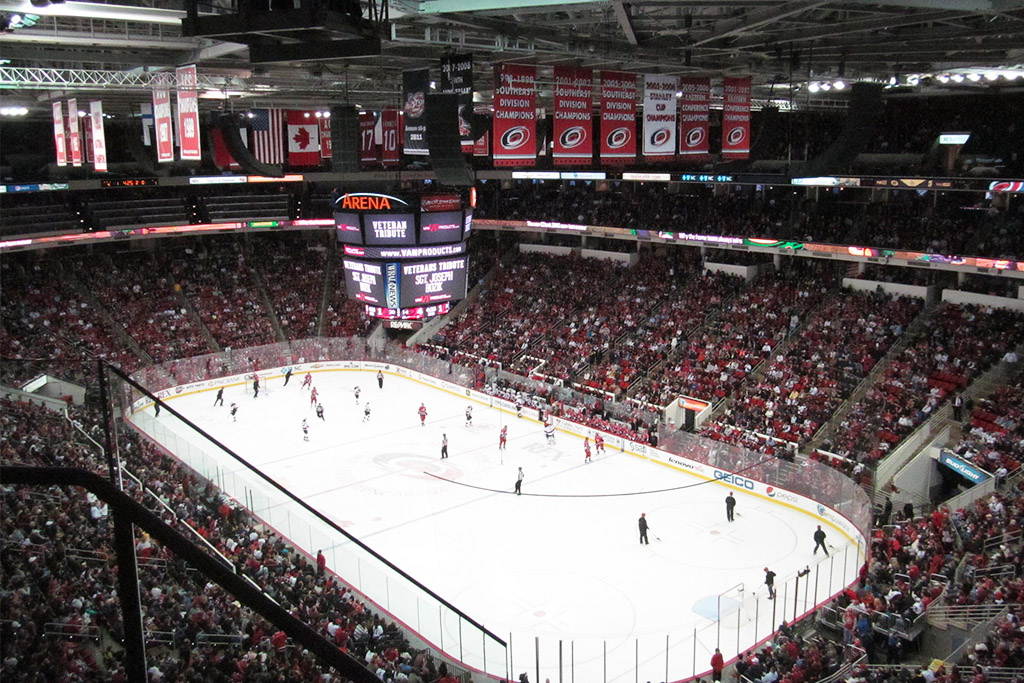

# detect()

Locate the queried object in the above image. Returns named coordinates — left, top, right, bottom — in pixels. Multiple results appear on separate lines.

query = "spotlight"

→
left=321, top=110, right=330, bottom=118
left=951, top=74, right=964, bottom=82
left=833, top=80, right=846, bottom=90
left=888, top=76, right=898, bottom=85
left=820, top=82, right=831, bottom=91
left=966, top=73, right=981, bottom=82
left=984, top=71, right=998, bottom=81
left=907, top=75, right=920, bottom=86
left=314, top=111, right=322, bottom=118
left=303, top=111, right=310, bottom=118
left=938, top=74, right=950, bottom=83
left=808, top=82, right=820, bottom=93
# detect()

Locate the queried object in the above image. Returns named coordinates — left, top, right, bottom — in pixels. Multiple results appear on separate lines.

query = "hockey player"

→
left=302, top=418, right=310, bottom=441
left=252, top=374, right=260, bottom=399
left=515, top=399, right=523, bottom=418
left=595, top=434, right=605, bottom=453
left=464, top=405, right=473, bottom=427
left=310, top=386, right=319, bottom=407
left=353, top=386, right=361, bottom=404
left=214, top=387, right=224, bottom=406
left=499, top=425, right=508, bottom=450
left=544, top=423, right=555, bottom=443
left=418, top=403, right=428, bottom=426
left=377, top=370, right=384, bottom=389
left=362, top=402, right=371, bottom=422
left=316, top=403, right=325, bottom=421
left=584, top=438, right=592, bottom=464
left=301, top=372, right=313, bottom=390
left=230, top=402, right=238, bottom=421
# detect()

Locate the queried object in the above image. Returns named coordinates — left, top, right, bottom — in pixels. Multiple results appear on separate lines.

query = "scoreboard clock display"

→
left=101, top=178, right=159, bottom=188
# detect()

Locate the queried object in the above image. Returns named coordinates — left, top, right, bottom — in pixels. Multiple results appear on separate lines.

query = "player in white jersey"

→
left=362, top=402, right=371, bottom=422
left=302, top=418, right=310, bottom=441
left=544, top=423, right=555, bottom=443
left=465, top=405, right=473, bottom=426
left=354, top=386, right=361, bottom=403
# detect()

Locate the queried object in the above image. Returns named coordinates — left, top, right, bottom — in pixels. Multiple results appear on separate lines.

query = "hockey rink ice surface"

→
left=137, top=369, right=862, bottom=683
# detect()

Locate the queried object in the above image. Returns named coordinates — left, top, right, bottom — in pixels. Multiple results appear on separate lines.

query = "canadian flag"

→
left=286, top=110, right=321, bottom=166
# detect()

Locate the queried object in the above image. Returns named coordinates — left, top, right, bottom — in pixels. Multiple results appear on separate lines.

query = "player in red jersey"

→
left=499, top=425, right=507, bottom=450
left=595, top=434, right=604, bottom=453
left=310, top=386, right=319, bottom=407
left=584, top=437, right=592, bottom=464
left=418, top=403, right=428, bottom=426
left=301, top=372, right=313, bottom=390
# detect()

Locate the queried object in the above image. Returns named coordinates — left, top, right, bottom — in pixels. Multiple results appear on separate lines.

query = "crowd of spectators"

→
left=946, top=378, right=1024, bottom=481
left=249, top=235, right=329, bottom=340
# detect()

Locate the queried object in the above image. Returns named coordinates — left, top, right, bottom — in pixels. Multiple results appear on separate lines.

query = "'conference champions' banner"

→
left=175, top=65, right=202, bottom=161
left=52, top=102, right=67, bottom=167
left=67, top=98, right=83, bottom=167
left=722, top=76, right=752, bottom=159
left=678, top=77, right=711, bottom=156
left=642, top=74, right=678, bottom=160
left=439, top=53, right=474, bottom=152
left=599, top=71, right=637, bottom=164
left=553, top=66, right=593, bottom=165
left=492, top=63, right=537, bottom=167
left=89, top=101, right=108, bottom=172
left=402, top=67, right=429, bottom=156
left=152, top=88, right=174, bottom=163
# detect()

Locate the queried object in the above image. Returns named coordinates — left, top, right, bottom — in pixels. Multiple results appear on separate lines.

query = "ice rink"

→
left=135, top=368, right=862, bottom=683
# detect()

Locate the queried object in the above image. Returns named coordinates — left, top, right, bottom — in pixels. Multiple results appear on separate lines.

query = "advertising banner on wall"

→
left=439, top=52, right=474, bottom=152
left=492, top=63, right=537, bottom=167
left=599, top=71, right=637, bottom=164
left=175, top=65, right=202, bottom=161
left=678, top=77, right=711, bottom=157
left=89, top=101, right=108, bottom=172
left=402, top=67, right=430, bottom=156
left=152, top=89, right=174, bottom=163
left=552, top=66, right=593, bottom=165
left=722, top=76, right=752, bottom=159
left=52, top=101, right=67, bottom=167
left=642, top=74, right=678, bottom=160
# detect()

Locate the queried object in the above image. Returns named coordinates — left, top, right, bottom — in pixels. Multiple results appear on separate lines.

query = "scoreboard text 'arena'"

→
left=334, top=191, right=473, bottom=323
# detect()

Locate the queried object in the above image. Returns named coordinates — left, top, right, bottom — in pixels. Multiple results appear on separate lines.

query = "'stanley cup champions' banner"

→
left=678, top=77, right=710, bottom=156
left=402, top=67, right=429, bottom=156
left=438, top=53, right=474, bottom=152
left=552, top=66, right=593, bottom=165
left=642, top=74, right=678, bottom=160
left=600, top=71, right=637, bottom=164
left=89, top=101, right=108, bottom=173
left=175, top=65, right=202, bottom=161
left=492, top=64, right=537, bottom=167
left=722, top=76, right=752, bottom=159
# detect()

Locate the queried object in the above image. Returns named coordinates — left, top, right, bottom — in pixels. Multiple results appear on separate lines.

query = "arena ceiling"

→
left=1, top=0, right=1023, bottom=119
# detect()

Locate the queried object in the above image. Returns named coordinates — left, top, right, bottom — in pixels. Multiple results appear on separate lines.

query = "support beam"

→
left=611, top=1, right=638, bottom=45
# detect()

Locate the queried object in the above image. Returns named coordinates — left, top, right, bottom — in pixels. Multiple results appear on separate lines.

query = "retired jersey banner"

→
left=439, top=52, right=474, bottom=151
left=286, top=110, right=321, bottom=166
left=643, top=74, right=678, bottom=160
left=678, top=77, right=711, bottom=156
left=67, top=99, right=83, bottom=167
left=52, top=102, right=67, bottom=167
left=319, top=116, right=332, bottom=160
left=175, top=65, right=201, bottom=160
left=722, top=76, right=752, bottom=159
left=402, top=67, right=429, bottom=156
left=599, top=71, right=637, bottom=164
left=152, top=89, right=174, bottom=163
left=381, top=108, right=401, bottom=167
left=553, top=66, right=593, bottom=165
left=492, top=63, right=537, bottom=167
left=89, top=101, right=108, bottom=172
left=359, top=111, right=377, bottom=164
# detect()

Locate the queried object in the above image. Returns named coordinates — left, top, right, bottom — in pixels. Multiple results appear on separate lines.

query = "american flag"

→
left=251, top=108, right=284, bottom=164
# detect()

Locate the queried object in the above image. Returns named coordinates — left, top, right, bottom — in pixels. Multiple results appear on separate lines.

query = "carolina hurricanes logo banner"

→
left=553, top=66, right=593, bottom=165
left=402, top=67, right=429, bottom=156
left=439, top=53, right=474, bottom=152
left=722, top=76, right=752, bottom=159
left=175, top=65, right=201, bottom=161
left=599, top=71, right=637, bottom=164
left=381, top=108, right=401, bottom=167
left=492, top=63, right=536, bottom=167
left=678, top=77, right=710, bottom=157
left=89, top=101, right=108, bottom=172
left=52, top=101, right=67, bottom=167
left=643, top=74, right=678, bottom=161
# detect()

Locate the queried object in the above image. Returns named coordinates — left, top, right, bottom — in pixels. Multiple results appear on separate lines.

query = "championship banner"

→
left=89, top=101, right=108, bottom=172
left=642, top=74, right=678, bottom=160
left=678, top=77, right=710, bottom=156
left=492, top=63, right=536, bottom=167
left=52, top=101, right=67, bottom=167
left=359, top=111, right=377, bottom=164
left=319, top=116, right=332, bottom=160
left=67, top=99, right=83, bottom=167
left=722, top=76, right=752, bottom=159
left=553, top=66, right=593, bottom=165
left=402, top=67, right=429, bottom=156
left=175, top=65, right=201, bottom=160
left=152, top=88, right=174, bottom=163
left=473, top=130, right=489, bottom=157
left=439, top=52, right=474, bottom=151
left=599, top=70, right=637, bottom=164
left=381, top=108, right=401, bottom=166
left=84, top=117, right=93, bottom=164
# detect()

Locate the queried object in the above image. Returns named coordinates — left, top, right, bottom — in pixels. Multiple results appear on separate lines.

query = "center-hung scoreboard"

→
left=335, top=192, right=473, bottom=320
